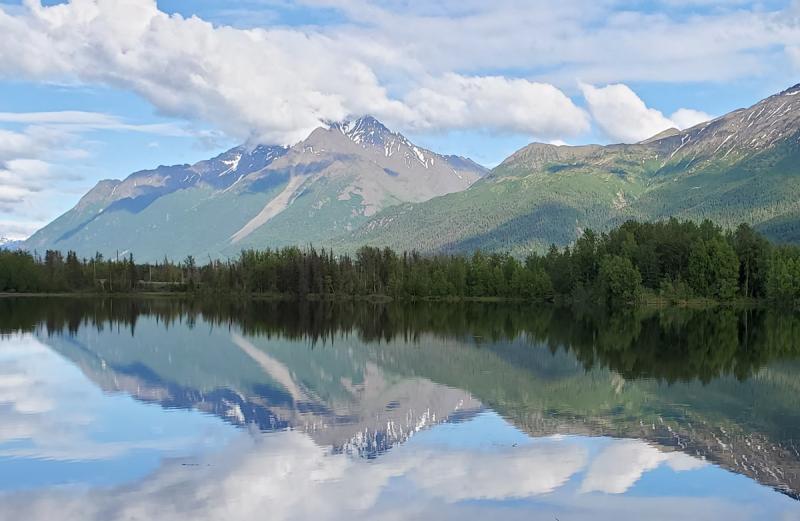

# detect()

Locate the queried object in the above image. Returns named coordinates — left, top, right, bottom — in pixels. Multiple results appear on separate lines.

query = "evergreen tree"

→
left=597, top=255, right=642, bottom=306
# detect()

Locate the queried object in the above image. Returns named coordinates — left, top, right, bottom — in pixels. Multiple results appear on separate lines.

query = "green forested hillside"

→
left=341, top=85, right=800, bottom=254
left=341, top=143, right=660, bottom=255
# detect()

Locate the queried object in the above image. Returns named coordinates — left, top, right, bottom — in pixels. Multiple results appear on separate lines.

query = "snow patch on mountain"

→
left=219, top=155, right=241, bottom=176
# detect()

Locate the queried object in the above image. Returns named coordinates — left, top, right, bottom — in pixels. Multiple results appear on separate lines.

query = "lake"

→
left=0, top=297, right=799, bottom=520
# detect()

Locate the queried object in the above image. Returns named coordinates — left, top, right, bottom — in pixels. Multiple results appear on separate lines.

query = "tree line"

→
left=2, top=219, right=800, bottom=305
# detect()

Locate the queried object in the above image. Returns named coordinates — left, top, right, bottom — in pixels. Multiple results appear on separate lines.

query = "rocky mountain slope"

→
left=22, top=117, right=486, bottom=261
left=344, top=84, right=800, bottom=254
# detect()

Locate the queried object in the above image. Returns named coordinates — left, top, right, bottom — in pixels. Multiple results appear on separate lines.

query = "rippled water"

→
left=0, top=298, right=799, bottom=520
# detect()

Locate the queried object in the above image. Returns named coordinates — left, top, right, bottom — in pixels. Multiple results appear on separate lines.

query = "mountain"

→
left=22, top=116, right=486, bottom=261
left=22, top=85, right=800, bottom=259
left=343, top=84, right=800, bottom=254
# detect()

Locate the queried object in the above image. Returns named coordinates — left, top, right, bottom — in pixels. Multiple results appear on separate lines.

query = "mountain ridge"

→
left=23, top=116, right=487, bottom=260
left=341, top=84, right=800, bottom=254
left=21, top=84, right=800, bottom=259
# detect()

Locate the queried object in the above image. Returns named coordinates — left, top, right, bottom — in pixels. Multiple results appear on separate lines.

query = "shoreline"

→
left=0, top=291, right=780, bottom=309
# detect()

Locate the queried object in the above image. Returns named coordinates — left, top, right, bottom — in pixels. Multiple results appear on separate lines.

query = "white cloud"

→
left=0, top=0, right=794, bottom=149
left=786, top=45, right=800, bottom=71
left=581, top=83, right=675, bottom=143
left=0, top=111, right=120, bottom=125
left=0, top=1, right=589, bottom=145
left=0, top=111, right=192, bottom=136
left=670, top=108, right=713, bottom=130
left=0, top=0, right=793, bottom=147
left=0, top=127, right=62, bottom=162
left=0, top=158, right=52, bottom=204
left=297, top=0, right=800, bottom=86
left=0, top=126, right=86, bottom=236
left=0, top=123, right=99, bottom=239
left=405, top=74, right=590, bottom=137
left=0, top=220, right=42, bottom=240
left=581, top=83, right=712, bottom=143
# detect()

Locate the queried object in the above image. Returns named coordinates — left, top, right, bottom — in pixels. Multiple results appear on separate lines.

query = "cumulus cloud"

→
left=406, top=74, right=590, bottom=136
left=0, top=0, right=589, bottom=145
left=581, top=83, right=712, bottom=143
left=0, top=0, right=794, bottom=147
left=0, top=0, right=795, bottom=147
left=669, top=108, right=714, bottom=130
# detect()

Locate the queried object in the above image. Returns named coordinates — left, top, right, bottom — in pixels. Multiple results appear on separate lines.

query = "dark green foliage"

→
left=535, top=218, right=799, bottom=304
left=687, top=237, right=739, bottom=300
left=596, top=255, right=642, bottom=305
left=5, top=218, right=800, bottom=304
left=0, top=250, right=42, bottom=292
left=206, top=246, right=560, bottom=300
left=733, top=223, right=773, bottom=299
left=766, top=246, right=800, bottom=302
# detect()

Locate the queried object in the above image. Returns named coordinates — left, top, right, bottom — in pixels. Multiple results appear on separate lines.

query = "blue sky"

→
left=0, top=0, right=799, bottom=238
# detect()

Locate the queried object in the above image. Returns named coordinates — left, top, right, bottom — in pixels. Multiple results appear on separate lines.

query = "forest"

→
left=1, top=219, right=800, bottom=305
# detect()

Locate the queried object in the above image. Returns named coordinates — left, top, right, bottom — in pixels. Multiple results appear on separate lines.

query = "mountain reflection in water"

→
left=0, top=298, right=799, bottom=521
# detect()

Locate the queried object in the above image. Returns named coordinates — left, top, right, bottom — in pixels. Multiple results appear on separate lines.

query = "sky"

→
left=0, top=0, right=799, bottom=240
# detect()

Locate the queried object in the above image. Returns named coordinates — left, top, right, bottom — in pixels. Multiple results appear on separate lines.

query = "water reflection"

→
left=4, top=298, right=799, bottom=383
left=0, top=298, right=799, bottom=520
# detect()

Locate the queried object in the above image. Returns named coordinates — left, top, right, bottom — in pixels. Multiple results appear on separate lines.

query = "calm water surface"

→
left=1, top=298, right=799, bottom=520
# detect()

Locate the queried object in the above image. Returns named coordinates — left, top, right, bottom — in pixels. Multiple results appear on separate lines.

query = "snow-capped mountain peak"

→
left=335, top=115, right=399, bottom=147
left=780, top=83, right=800, bottom=97
left=330, top=116, right=442, bottom=168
